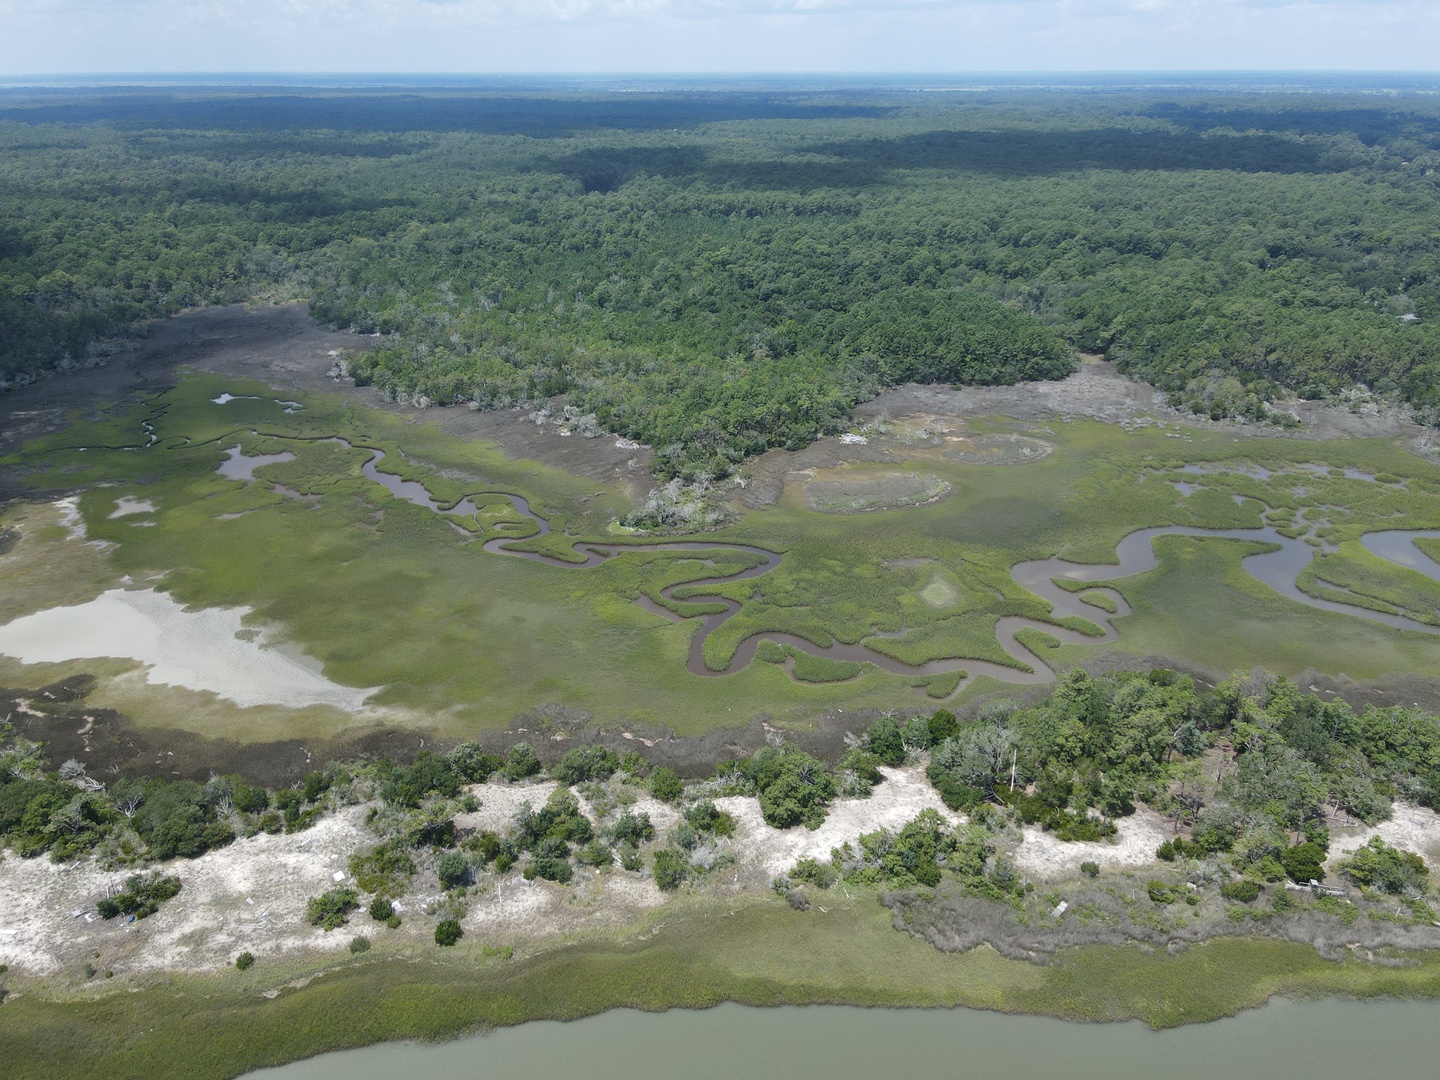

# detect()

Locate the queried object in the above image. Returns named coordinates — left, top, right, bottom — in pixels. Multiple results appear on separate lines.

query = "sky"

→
left=0, top=1, right=1437, bottom=76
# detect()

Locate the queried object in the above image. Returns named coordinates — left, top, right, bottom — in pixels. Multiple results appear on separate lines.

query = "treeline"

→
left=5, top=89, right=1440, bottom=470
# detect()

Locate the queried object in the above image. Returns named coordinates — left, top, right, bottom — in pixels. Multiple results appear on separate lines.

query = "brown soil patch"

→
left=943, top=432, right=1053, bottom=466
left=802, top=469, right=951, bottom=514
left=0, top=303, right=654, bottom=504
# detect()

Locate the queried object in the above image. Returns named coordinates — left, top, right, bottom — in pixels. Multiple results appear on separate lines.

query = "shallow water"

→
left=217, top=444, right=296, bottom=481
left=0, top=587, right=377, bottom=710
left=241, top=998, right=1440, bottom=1080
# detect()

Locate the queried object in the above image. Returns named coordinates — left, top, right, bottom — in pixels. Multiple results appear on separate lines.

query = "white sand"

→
left=0, top=587, right=379, bottom=710
left=1326, top=803, right=1440, bottom=870
left=717, top=765, right=961, bottom=878
left=0, top=807, right=375, bottom=974
left=1011, top=807, right=1172, bottom=880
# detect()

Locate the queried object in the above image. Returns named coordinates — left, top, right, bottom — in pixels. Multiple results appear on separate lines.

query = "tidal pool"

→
left=241, top=998, right=1440, bottom=1080
left=0, top=587, right=377, bottom=710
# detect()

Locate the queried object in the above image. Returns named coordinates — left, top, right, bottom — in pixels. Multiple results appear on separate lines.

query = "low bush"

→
left=790, top=857, right=837, bottom=889
left=503, top=742, right=541, bottom=781
left=608, top=809, right=655, bottom=845
left=350, top=841, right=416, bottom=898
left=437, top=851, right=471, bottom=890
left=96, top=874, right=182, bottom=920
left=235, top=952, right=254, bottom=971
left=1341, top=837, right=1429, bottom=895
left=1220, top=879, right=1261, bottom=903
left=649, top=767, right=683, bottom=802
left=306, top=887, right=359, bottom=931
left=435, top=919, right=462, bottom=946
left=552, top=744, right=619, bottom=785
left=652, top=847, right=688, bottom=891
left=682, top=800, right=734, bottom=837
left=1280, top=841, right=1327, bottom=884
left=348, top=935, right=371, bottom=955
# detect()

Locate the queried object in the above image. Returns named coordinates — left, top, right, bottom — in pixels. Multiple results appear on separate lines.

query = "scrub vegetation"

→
left=4, top=669, right=1440, bottom=1077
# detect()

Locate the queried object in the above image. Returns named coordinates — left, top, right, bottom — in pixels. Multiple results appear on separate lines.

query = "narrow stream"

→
left=218, top=439, right=1440, bottom=686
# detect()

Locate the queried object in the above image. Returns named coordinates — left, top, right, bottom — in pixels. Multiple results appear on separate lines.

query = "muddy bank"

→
left=172, top=304, right=655, bottom=497
left=0, top=303, right=655, bottom=503
left=2, top=676, right=438, bottom=789
left=0, top=305, right=366, bottom=486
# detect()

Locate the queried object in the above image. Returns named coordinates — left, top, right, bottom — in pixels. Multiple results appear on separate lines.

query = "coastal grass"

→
left=1057, top=536, right=1440, bottom=681
left=3, top=897, right=1440, bottom=1080
left=8, top=379, right=1440, bottom=739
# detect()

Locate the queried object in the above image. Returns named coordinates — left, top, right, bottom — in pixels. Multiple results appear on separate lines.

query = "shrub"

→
left=96, top=874, right=182, bottom=921
left=649, top=767, right=684, bottom=802
left=448, top=741, right=503, bottom=782
left=682, top=800, right=734, bottom=836
left=865, top=716, right=906, bottom=766
left=380, top=752, right=461, bottom=807
left=350, top=841, right=416, bottom=898
left=1341, top=837, right=1429, bottom=895
left=609, top=809, right=655, bottom=845
left=1080, top=861, right=1100, bottom=878
left=368, top=896, right=394, bottom=922
left=386, top=913, right=402, bottom=929
left=617, top=842, right=645, bottom=872
left=232, top=780, right=270, bottom=815
left=348, top=935, right=371, bottom=955
left=927, top=709, right=960, bottom=745
left=838, top=748, right=882, bottom=795
left=618, top=750, right=651, bottom=778
left=1220, top=879, right=1261, bottom=903
left=790, top=857, right=837, bottom=889
left=1280, top=841, right=1327, bottom=884
left=552, top=744, right=619, bottom=785
left=578, top=839, right=613, bottom=866
left=1147, top=880, right=1176, bottom=904
left=503, top=742, right=541, bottom=781
left=511, top=787, right=592, bottom=850
left=235, top=952, right=254, bottom=971
left=652, top=847, right=689, bottom=891
left=435, top=919, right=462, bottom=947
left=529, top=856, right=572, bottom=883
left=786, top=889, right=810, bottom=911
left=746, top=746, right=835, bottom=829
left=306, top=887, right=359, bottom=931
left=437, top=852, right=470, bottom=890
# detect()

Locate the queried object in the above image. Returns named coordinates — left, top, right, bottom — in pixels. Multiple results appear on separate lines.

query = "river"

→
left=241, top=999, right=1438, bottom=1079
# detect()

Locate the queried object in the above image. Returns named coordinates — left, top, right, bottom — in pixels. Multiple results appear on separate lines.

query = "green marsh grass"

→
left=9, top=381, right=1440, bottom=738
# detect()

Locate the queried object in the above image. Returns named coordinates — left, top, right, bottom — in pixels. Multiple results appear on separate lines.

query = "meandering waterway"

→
left=253, top=438, right=1440, bottom=686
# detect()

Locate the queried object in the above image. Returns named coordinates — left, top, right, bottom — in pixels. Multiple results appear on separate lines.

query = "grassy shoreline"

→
left=4, top=897, right=1440, bottom=1080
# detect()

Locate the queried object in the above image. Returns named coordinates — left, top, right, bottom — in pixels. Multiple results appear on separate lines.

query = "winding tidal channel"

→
left=222, top=438, right=1440, bottom=687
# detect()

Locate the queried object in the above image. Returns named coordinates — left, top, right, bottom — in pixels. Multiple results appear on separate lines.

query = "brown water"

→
left=240, top=998, right=1440, bottom=1080
left=215, top=434, right=1440, bottom=685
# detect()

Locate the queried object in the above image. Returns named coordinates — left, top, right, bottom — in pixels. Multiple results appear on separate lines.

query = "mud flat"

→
left=0, top=587, right=378, bottom=711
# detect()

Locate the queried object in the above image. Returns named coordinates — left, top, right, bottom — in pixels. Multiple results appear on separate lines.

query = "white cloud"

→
left=0, top=1, right=1436, bottom=74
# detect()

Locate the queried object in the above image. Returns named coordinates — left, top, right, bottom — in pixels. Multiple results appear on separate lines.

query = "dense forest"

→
left=4, top=84, right=1440, bottom=476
